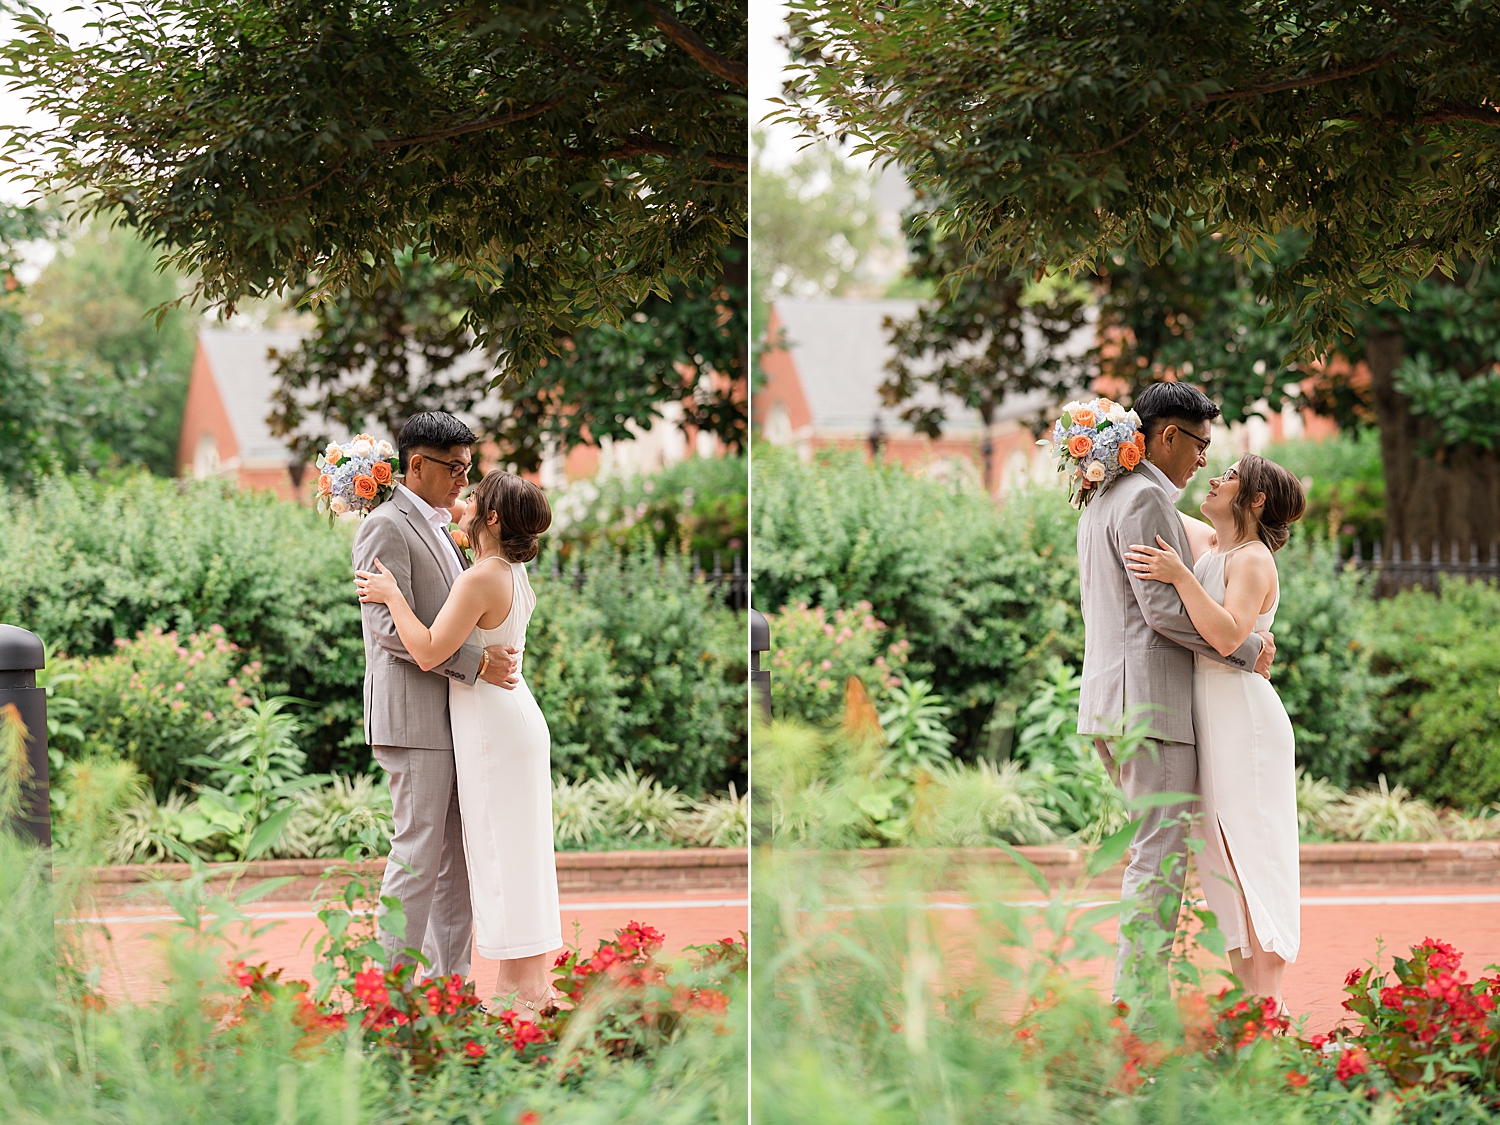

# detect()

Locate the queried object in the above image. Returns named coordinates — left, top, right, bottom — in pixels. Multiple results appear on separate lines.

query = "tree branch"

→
left=605, top=137, right=745, bottom=170
left=259, top=152, right=351, bottom=205
left=1201, top=52, right=1399, bottom=104
left=645, top=1, right=746, bottom=88
left=371, top=98, right=568, bottom=149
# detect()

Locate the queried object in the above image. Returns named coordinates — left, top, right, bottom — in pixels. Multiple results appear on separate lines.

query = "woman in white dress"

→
left=1124, top=453, right=1306, bottom=1010
left=354, top=470, right=561, bottom=1014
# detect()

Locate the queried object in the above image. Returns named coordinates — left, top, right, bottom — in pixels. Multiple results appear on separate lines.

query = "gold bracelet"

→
left=478, top=649, right=490, bottom=679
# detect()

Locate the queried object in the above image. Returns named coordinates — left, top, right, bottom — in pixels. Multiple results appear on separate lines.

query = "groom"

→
left=353, top=411, right=521, bottom=978
left=1076, top=382, right=1275, bottom=995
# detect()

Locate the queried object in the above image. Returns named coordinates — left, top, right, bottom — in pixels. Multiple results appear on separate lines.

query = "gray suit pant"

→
left=373, top=746, right=473, bottom=979
left=1095, top=737, right=1197, bottom=998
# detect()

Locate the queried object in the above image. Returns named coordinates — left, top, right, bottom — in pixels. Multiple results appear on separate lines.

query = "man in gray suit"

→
left=353, top=411, right=521, bottom=978
left=1076, top=382, right=1275, bottom=995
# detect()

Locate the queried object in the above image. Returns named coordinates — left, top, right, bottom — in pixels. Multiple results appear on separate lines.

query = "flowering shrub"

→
left=48, top=626, right=262, bottom=794
left=1326, top=938, right=1500, bottom=1090
left=766, top=601, right=910, bottom=725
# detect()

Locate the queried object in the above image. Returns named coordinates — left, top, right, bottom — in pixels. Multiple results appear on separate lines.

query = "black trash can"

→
left=749, top=608, right=771, bottom=724
left=0, top=625, right=50, bottom=848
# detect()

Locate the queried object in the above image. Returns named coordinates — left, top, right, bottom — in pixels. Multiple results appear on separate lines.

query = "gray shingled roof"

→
left=773, top=297, right=1085, bottom=435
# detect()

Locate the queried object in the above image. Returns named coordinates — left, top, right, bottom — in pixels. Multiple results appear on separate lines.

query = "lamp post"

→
left=0, top=625, right=50, bottom=848
left=981, top=431, right=995, bottom=495
left=749, top=608, right=771, bottom=847
left=868, top=414, right=885, bottom=462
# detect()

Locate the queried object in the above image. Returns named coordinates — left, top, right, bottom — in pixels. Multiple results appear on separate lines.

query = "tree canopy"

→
left=778, top=0, right=1500, bottom=351
left=3, top=0, right=746, bottom=376
left=268, top=242, right=746, bottom=470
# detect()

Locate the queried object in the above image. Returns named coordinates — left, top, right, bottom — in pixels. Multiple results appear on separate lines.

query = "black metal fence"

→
left=528, top=552, right=748, bottom=612
left=1335, top=538, right=1500, bottom=595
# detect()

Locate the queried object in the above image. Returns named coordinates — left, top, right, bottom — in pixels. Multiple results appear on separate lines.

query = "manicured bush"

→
left=0, top=473, right=366, bottom=773
left=752, top=445, right=1085, bottom=753
left=1, top=473, right=746, bottom=794
left=1364, top=577, right=1500, bottom=809
left=47, top=626, right=264, bottom=795
left=764, top=601, right=909, bottom=724
left=528, top=545, right=747, bottom=795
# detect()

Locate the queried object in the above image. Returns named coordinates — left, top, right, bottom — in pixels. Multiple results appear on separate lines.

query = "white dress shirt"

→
left=1137, top=457, right=1183, bottom=503
left=398, top=484, right=465, bottom=582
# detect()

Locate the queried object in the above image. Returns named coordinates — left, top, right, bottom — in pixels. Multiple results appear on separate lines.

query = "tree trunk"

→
left=1366, top=330, right=1500, bottom=559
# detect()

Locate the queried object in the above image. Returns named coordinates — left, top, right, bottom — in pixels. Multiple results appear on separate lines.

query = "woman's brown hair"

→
left=1229, top=453, right=1306, bottom=552
left=469, top=471, right=551, bottom=563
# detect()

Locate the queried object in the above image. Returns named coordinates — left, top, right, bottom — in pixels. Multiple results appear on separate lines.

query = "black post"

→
left=749, top=608, right=772, bottom=848
left=749, top=609, right=771, bottom=724
left=0, top=625, right=50, bottom=848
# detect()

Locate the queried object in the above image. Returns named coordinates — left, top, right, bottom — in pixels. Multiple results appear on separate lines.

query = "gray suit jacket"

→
left=1076, top=471, right=1262, bottom=745
left=353, top=490, right=484, bottom=751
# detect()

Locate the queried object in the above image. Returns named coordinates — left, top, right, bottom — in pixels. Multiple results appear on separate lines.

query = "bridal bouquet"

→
left=1039, top=397, right=1145, bottom=509
left=315, top=434, right=399, bottom=519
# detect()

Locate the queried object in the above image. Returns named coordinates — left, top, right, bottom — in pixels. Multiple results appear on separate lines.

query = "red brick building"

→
left=177, top=329, right=727, bottom=499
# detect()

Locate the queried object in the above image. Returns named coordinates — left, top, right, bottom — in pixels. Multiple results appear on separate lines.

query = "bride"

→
left=355, top=470, right=561, bottom=1015
left=1124, top=453, right=1306, bottom=1010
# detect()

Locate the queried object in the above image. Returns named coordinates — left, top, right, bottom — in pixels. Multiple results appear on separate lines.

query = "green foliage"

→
left=46, top=627, right=264, bottom=796
left=267, top=255, right=746, bottom=472
left=877, top=678, right=955, bottom=778
left=763, top=601, right=909, bottom=725
left=779, top=0, right=1500, bottom=353
left=1008, top=661, right=1127, bottom=839
left=526, top=544, right=746, bottom=795
left=4, top=0, right=746, bottom=376
left=1364, top=577, right=1500, bottom=810
left=0, top=474, right=366, bottom=774
left=548, top=453, right=748, bottom=560
left=1262, top=537, right=1384, bottom=788
left=1253, top=432, right=1385, bottom=551
left=752, top=445, right=1085, bottom=754
left=18, top=221, right=196, bottom=477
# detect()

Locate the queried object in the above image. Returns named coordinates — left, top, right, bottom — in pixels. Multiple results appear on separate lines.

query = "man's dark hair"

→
left=396, top=412, right=478, bottom=472
left=1134, top=381, right=1221, bottom=440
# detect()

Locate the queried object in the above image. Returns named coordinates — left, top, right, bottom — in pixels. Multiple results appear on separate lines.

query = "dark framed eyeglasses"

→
left=415, top=453, right=473, bottom=479
left=1172, top=426, right=1211, bottom=454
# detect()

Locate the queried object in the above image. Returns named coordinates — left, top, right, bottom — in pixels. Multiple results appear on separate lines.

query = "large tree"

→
left=267, top=241, right=746, bottom=469
left=780, top=0, right=1500, bottom=550
left=880, top=201, right=1092, bottom=462
left=3, top=0, right=746, bottom=376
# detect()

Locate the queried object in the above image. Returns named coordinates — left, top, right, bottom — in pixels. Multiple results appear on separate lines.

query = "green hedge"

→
left=752, top=447, right=1382, bottom=789
left=1365, top=577, right=1500, bottom=810
left=1, top=473, right=745, bottom=795
left=751, top=445, right=1084, bottom=752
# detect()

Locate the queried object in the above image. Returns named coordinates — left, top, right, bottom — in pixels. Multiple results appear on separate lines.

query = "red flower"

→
left=353, top=967, right=389, bottom=1008
left=1335, top=1046, right=1371, bottom=1082
left=517, top=1113, right=541, bottom=1125
left=464, top=1040, right=486, bottom=1059
left=1286, top=1071, right=1309, bottom=1088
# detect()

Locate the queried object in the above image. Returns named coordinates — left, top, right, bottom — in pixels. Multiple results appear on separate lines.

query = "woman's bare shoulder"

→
left=1177, top=512, right=1216, bottom=561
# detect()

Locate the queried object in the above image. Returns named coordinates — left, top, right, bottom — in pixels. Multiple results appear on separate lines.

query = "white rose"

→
left=1107, top=404, right=1128, bottom=424
left=1084, top=461, right=1107, bottom=482
left=375, top=440, right=395, bottom=458
left=1062, top=400, right=1084, bottom=414
left=330, top=496, right=350, bottom=515
left=1127, top=410, right=1141, bottom=425
left=349, top=438, right=373, bottom=458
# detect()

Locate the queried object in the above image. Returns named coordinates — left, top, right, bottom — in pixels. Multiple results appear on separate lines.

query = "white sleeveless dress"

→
left=447, top=559, right=561, bottom=960
left=1191, top=543, right=1300, bottom=963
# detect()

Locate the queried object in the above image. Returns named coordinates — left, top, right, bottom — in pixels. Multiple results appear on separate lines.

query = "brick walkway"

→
left=73, top=893, right=749, bottom=1005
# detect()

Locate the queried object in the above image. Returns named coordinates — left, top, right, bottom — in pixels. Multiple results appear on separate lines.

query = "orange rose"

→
left=371, top=460, right=393, bottom=485
left=1071, top=408, right=1097, bottom=428
left=353, top=475, right=378, bottom=499
left=1118, top=442, right=1142, bottom=469
left=317, top=474, right=333, bottom=494
left=1134, top=432, right=1147, bottom=453
left=1067, top=433, right=1094, bottom=458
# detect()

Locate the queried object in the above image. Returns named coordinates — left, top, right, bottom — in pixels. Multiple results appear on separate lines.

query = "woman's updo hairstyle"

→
left=469, top=470, right=551, bottom=563
left=1229, top=453, right=1306, bottom=553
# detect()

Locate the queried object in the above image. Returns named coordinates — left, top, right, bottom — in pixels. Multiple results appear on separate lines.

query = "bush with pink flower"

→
left=765, top=601, right=910, bottom=725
